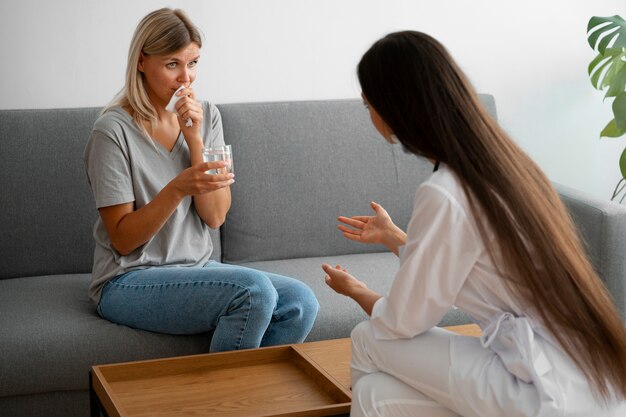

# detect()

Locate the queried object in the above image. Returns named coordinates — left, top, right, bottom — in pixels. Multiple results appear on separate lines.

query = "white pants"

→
left=349, top=320, right=625, bottom=417
left=350, top=321, right=461, bottom=417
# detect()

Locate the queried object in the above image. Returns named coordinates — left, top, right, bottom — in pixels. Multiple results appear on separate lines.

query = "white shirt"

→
left=367, top=164, right=626, bottom=416
left=370, top=163, right=525, bottom=340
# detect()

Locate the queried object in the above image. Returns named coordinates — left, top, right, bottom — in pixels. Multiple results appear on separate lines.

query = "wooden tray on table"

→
left=91, top=344, right=351, bottom=417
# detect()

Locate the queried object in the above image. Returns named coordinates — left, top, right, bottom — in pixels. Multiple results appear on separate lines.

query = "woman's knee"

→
left=240, top=271, right=278, bottom=308
left=353, top=372, right=378, bottom=396
left=352, top=373, right=384, bottom=417
left=350, top=320, right=380, bottom=380
left=211, top=268, right=277, bottom=315
left=351, top=320, right=373, bottom=346
left=288, top=280, right=320, bottom=316
left=266, top=275, right=319, bottom=320
left=353, top=373, right=457, bottom=417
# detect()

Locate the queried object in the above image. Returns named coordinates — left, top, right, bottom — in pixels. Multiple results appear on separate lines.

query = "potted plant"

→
left=587, top=15, right=626, bottom=202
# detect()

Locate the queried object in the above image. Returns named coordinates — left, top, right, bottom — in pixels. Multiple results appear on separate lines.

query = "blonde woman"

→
left=323, top=31, right=626, bottom=416
left=85, top=8, right=318, bottom=352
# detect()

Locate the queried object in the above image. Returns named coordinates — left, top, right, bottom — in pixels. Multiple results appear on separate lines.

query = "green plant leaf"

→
left=620, top=148, right=626, bottom=180
left=588, top=15, right=626, bottom=54
left=613, top=92, right=626, bottom=130
left=588, top=16, right=626, bottom=190
left=605, top=61, right=626, bottom=97
left=588, top=48, right=625, bottom=91
left=588, top=53, right=607, bottom=76
left=589, top=54, right=612, bottom=89
left=600, top=119, right=625, bottom=138
left=587, top=48, right=626, bottom=90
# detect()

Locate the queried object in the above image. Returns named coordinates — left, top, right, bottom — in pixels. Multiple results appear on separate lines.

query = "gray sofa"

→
left=1, top=96, right=625, bottom=417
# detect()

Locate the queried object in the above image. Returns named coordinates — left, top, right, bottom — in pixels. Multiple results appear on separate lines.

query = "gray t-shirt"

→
left=84, top=102, right=224, bottom=303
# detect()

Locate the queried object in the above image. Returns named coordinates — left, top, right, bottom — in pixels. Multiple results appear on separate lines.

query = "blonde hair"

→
left=103, top=8, right=202, bottom=135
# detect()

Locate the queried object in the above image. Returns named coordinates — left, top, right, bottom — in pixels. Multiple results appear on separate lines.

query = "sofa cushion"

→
left=217, top=100, right=430, bottom=264
left=217, top=96, right=496, bottom=264
left=0, top=108, right=101, bottom=279
left=0, top=274, right=212, bottom=397
left=0, top=391, right=88, bottom=417
left=238, top=252, right=472, bottom=342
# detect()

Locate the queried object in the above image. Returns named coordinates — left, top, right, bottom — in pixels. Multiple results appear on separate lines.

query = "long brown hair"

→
left=358, top=31, right=626, bottom=401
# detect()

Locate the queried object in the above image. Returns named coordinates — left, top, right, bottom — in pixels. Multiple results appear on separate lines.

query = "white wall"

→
left=1, top=0, right=624, bottom=199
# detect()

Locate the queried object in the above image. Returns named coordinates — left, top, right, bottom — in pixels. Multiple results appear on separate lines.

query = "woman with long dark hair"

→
left=323, top=31, right=626, bottom=417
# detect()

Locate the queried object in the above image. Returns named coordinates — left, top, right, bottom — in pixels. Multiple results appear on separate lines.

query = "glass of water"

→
left=203, top=145, right=233, bottom=175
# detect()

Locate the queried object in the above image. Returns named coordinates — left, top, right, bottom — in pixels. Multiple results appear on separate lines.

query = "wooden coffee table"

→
left=89, top=324, right=480, bottom=417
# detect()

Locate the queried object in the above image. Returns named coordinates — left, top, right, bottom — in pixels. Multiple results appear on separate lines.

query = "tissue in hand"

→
left=166, top=86, right=193, bottom=127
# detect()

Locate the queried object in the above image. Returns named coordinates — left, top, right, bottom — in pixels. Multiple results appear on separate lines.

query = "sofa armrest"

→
left=555, top=183, right=626, bottom=321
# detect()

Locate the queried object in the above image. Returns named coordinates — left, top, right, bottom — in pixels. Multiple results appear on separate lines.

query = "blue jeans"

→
left=97, top=261, right=319, bottom=352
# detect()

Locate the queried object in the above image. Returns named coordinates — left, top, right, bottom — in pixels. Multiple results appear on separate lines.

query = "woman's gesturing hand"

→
left=338, top=201, right=394, bottom=244
left=337, top=202, right=406, bottom=254
left=171, top=161, right=234, bottom=197
left=322, top=264, right=368, bottom=297
left=322, top=263, right=382, bottom=316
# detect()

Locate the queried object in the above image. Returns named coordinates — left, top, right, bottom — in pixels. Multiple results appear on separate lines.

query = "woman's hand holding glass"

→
left=171, top=161, right=234, bottom=197
left=337, top=201, right=407, bottom=255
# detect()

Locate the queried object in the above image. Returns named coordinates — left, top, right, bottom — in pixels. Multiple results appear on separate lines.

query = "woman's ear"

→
left=382, top=123, right=397, bottom=143
left=137, top=53, right=145, bottom=73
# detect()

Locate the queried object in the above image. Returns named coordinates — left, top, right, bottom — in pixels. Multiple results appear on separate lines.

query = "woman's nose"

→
left=178, top=67, right=190, bottom=83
